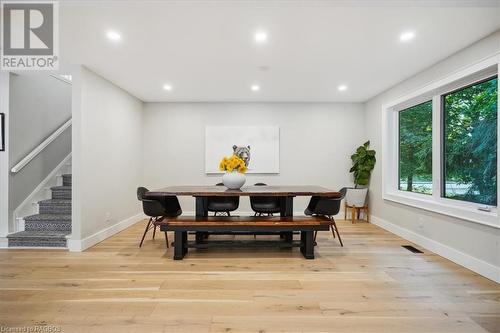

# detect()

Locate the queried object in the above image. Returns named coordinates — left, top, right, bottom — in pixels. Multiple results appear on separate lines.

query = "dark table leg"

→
left=300, top=231, right=305, bottom=253
left=195, top=197, right=208, bottom=217
left=280, top=196, right=294, bottom=216
left=195, top=197, right=208, bottom=244
left=195, top=232, right=205, bottom=244
left=182, top=231, right=188, bottom=256
left=300, top=231, right=314, bottom=259
left=174, top=231, right=186, bottom=260
left=280, top=196, right=294, bottom=243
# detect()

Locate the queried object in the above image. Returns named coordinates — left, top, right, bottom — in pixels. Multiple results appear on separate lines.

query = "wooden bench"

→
left=155, top=216, right=331, bottom=260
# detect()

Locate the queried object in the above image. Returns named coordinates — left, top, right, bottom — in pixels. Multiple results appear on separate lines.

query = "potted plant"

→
left=219, top=155, right=248, bottom=189
left=347, top=141, right=376, bottom=207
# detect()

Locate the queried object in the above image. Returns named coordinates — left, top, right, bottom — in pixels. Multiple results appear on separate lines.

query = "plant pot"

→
left=222, top=171, right=246, bottom=190
left=345, top=188, right=368, bottom=207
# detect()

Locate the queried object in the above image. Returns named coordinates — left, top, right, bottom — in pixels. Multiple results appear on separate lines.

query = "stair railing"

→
left=10, top=118, right=72, bottom=173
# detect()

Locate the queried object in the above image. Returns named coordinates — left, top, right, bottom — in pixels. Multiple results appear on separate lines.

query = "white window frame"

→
left=382, top=55, right=500, bottom=229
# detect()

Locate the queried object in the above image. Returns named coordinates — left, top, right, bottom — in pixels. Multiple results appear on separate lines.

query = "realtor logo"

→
left=1, top=1, right=59, bottom=70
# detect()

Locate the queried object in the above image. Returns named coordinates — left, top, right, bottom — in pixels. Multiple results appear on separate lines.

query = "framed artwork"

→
left=205, top=126, right=280, bottom=174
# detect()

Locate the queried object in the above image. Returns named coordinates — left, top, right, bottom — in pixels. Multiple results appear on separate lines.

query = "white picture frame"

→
left=205, top=126, right=280, bottom=174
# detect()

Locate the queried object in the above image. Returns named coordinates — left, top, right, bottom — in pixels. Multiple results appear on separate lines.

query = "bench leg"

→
left=174, top=231, right=186, bottom=260
left=300, top=231, right=314, bottom=259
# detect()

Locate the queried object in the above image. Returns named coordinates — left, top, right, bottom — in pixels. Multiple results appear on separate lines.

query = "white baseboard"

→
left=68, top=212, right=145, bottom=252
left=371, top=215, right=500, bottom=283
left=0, top=237, right=8, bottom=249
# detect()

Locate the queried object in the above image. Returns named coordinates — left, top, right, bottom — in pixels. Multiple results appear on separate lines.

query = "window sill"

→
left=383, top=190, right=499, bottom=229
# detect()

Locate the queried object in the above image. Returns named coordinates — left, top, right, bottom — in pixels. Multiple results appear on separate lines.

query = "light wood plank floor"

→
left=0, top=219, right=498, bottom=333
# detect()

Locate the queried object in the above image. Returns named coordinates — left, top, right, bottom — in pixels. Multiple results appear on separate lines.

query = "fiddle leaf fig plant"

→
left=350, top=141, right=376, bottom=188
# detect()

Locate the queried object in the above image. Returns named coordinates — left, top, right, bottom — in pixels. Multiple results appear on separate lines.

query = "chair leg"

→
left=164, top=232, right=169, bottom=248
left=344, top=202, right=347, bottom=220
left=139, top=218, right=153, bottom=247
left=313, top=230, right=318, bottom=241
left=152, top=223, right=157, bottom=240
left=331, top=218, right=343, bottom=247
left=330, top=225, right=336, bottom=238
left=366, top=206, right=370, bottom=223
left=227, top=211, right=231, bottom=216
left=351, top=206, right=356, bottom=224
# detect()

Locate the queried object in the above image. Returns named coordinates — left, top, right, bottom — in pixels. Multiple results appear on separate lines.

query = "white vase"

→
left=345, top=188, right=368, bottom=207
left=222, top=171, right=246, bottom=190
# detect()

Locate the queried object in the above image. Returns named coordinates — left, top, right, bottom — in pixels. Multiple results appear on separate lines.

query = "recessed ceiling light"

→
left=251, top=84, right=260, bottom=92
left=106, top=30, right=121, bottom=41
left=254, top=31, right=268, bottom=43
left=400, top=31, right=415, bottom=42
left=163, top=84, right=172, bottom=91
left=338, top=84, right=348, bottom=92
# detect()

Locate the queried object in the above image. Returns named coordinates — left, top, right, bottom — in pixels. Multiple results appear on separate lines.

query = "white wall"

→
left=70, top=66, right=144, bottom=250
left=364, top=31, right=500, bottom=282
left=0, top=73, right=10, bottom=246
left=9, top=74, right=72, bottom=229
left=143, top=102, right=365, bottom=213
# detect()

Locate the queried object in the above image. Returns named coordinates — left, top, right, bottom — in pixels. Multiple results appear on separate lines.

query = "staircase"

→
left=7, top=174, right=72, bottom=248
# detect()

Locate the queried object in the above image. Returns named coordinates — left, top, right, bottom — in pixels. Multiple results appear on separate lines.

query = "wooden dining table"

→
left=147, top=185, right=341, bottom=217
left=147, top=185, right=341, bottom=246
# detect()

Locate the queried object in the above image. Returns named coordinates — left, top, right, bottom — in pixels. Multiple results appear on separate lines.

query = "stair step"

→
left=23, top=214, right=71, bottom=232
left=62, top=174, right=72, bottom=187
left=51, top=186, right=71, bottom=199
left=7, top=231, right=68, bottom=248
left=24, top=213, right=71, bottom=222
left=38, top=199, right=71, bottom=214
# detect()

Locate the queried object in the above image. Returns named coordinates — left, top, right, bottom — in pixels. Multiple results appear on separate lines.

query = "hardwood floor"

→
left=0, top=219, right=498, bottom=332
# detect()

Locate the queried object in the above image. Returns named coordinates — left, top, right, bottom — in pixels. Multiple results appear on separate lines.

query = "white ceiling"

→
left=59, top=0, right=500, bottom=102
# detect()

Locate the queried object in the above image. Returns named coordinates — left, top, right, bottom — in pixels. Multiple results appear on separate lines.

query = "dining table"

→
left=146, top=185, right=341, bottom=216
left=145, top=185, right=342, bottom=260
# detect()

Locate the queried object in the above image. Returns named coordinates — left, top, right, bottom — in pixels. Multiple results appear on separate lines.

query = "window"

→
left=399, top=101, right=433, bottom=194
left=382, top=57, right=499, bottom=226
left=442, top=76, right=498, bottom=206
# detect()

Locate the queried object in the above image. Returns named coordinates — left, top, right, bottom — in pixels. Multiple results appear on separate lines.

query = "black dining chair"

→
left=304, top=187, right=347, bottom=246
left=207, top=183, right=239, bottom=216
left=250, top=183, right=281, bottom=216
left=137, top=187, right=182, bottom=248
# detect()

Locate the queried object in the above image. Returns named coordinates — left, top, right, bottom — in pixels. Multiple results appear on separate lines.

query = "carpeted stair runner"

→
left=7, top=174, right=72, bottom=248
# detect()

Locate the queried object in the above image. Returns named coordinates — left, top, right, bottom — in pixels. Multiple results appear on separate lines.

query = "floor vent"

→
left=402, top=245, right=423, bottom=253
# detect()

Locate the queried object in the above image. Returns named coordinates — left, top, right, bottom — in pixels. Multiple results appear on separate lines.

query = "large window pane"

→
left=399, top=101, right=433, bottom=194
left=443, top=76, right=498, bottom=206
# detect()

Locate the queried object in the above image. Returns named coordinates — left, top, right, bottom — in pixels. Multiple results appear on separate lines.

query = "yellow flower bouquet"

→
left=219, top=154, right=247, bottom=189
left=219, top=155, right=247, bottom=174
